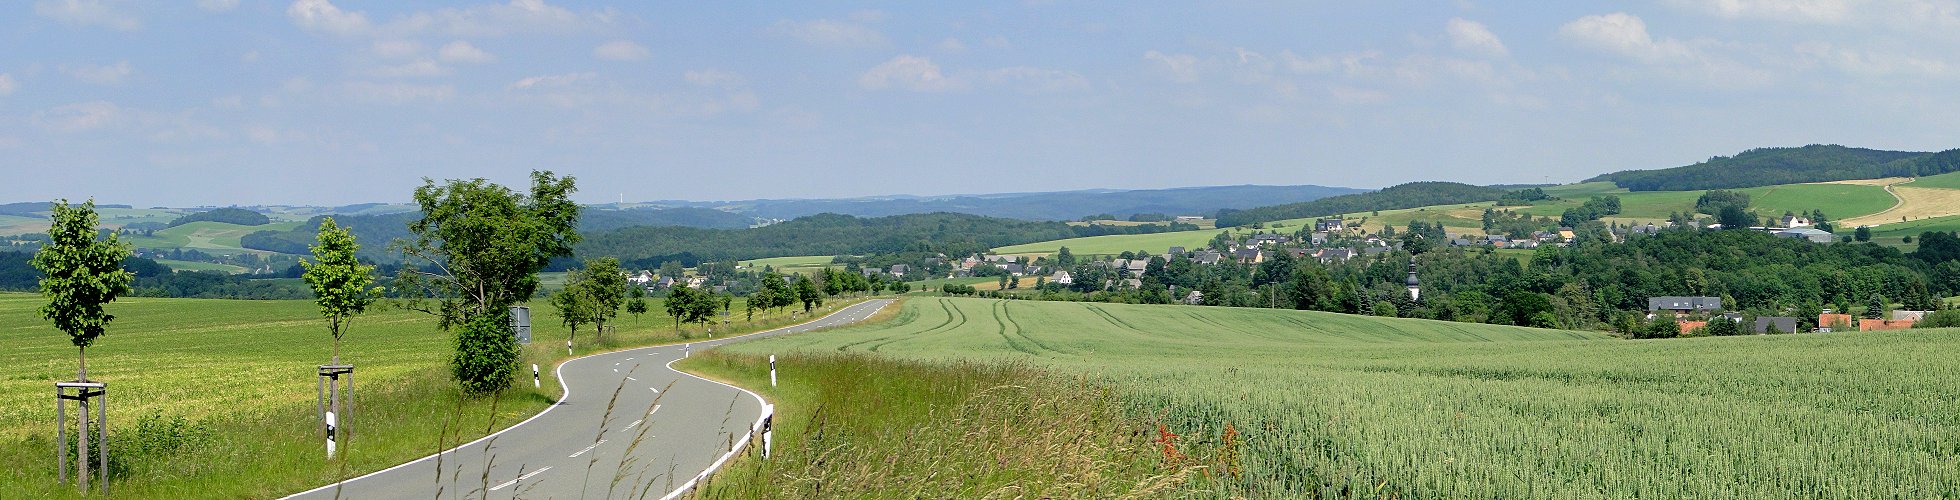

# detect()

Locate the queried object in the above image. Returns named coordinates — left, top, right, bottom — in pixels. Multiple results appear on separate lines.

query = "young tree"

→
left=665, top=285, right=697, bottom=333
left=626, top=286, right=648, bottom=324
left=394, top=171, right=580, bottom=394
left=300, top=217, right=379, bottom=365
left=760, top=272, right=793, bottom=311
left=34, top=200, right=134, bottom=382
left=549, top=276, right=590, bottom=345
left=795, top=275, right=823, bottom=312
left=578, top=257, right=627, bottom=341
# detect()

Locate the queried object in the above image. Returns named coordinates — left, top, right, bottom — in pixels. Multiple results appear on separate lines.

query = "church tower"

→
left=1405, top=262, right=1420, bottom=302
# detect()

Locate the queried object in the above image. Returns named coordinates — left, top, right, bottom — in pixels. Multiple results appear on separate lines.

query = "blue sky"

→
left=4, top=1, right=1959, bottom=207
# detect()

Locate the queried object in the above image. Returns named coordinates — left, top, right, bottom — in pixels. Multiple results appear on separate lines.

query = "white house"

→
left=1050, top=270, right=1073, bottom=286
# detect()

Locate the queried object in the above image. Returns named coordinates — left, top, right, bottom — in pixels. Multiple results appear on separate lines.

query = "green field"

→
left=1869, top=213, right=1960, bottom=247
left=152, top=259, right=249, bottom=274
left=0, top=292, right=856, bottom=498
left=1907, top=171, right=1960, bottom=190
left=991, top=228, right=1230, bottom=257
left=713, top=297, right=1960, bottom=497
left=121, top=220, right=303, bottom=255
left=740, top=255, right=841, bottom=275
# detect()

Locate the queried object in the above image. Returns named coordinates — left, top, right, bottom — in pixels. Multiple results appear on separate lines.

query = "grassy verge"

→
left=0, top=292, right=868, bottom=498
left=677, top=350, right=1202, bottom=498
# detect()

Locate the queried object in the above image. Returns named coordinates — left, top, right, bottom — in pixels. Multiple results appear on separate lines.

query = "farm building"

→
left=1773, top=228, right=1834, bottom=243
left=1648, top=296, right=1723, bottom=314
left=1753, top=316, right=1798, bottom=334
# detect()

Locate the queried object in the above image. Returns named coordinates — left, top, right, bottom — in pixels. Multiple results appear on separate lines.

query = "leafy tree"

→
left=665, top=284, right=697, bottom=332
left=1716, top=204, right=1759, bottom=229
left=1854, top=226, right=1872, bottom=242
left=1705, top=317, right=1741, bottom=336
left=759, top=272, right=793, bottom=311
left=577, top=257, right=627, bottom=340
left=548, top=282, right=590, bottom=344
left=1863, top=294, right=1887, bottom=319
left=626, top=286, right=648, bottom=324
left=393, top=171, right=580, bottom=394
left=34, top=200, right=135, bottom=381
left=300, top=217, right=379, bottom=365
left=795, top=274, right=823, bottom=312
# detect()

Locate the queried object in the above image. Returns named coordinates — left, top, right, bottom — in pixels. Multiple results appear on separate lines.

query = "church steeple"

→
left=1405, top=262, right=1420, bottom=302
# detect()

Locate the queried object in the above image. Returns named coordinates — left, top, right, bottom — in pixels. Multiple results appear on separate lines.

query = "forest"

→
left=1588, top=144, right=1960, bottom=191
left=167, top=207, right=272, bottom=227
left=1214, top=181, right=1508, bottom=227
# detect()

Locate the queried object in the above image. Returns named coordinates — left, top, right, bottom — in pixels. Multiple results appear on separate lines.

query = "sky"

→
left=3, top=1, right=1960, bottom=207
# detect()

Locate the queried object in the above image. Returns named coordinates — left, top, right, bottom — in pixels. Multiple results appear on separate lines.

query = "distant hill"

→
left=168, top=207, right=271, bottom=227
left=574, top=212, right=1197, bottom=268
left=1215, top=182, right=1508, bottom=227
left=706, top=184, right=1363, bottom=221
left=239, top=206, right=759, bottom=261
left=1587, top=144, right=1960, bottom=191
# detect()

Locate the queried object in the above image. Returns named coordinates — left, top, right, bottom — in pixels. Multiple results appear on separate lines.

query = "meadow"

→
left=0, top=292, right=862, bottom=498
left=991, top=228, right=1231, bottom=257
left=709, top=297, right=1960, bottom=498
left=120, top=221, right=304, bottom=256
left=739, top=255, right=842, bottom=276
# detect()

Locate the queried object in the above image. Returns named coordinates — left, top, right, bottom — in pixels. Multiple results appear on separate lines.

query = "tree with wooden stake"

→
left=299, top=217, right=378, bottom=459
left=578, top=257, right=627, bottom=341
left=550, top=269, right=591, bottom=346
left=626, top=286, right=648, bottom=325
left=34, top=199, right=132, bottom=493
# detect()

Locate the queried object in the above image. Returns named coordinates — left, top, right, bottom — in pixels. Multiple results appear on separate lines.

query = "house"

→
left=1175, top=215, right=1205, bottom=223
left=1167, top=246, right=1186, bottom=255
left=1774, top=228, right=1835, bottom=243
left=1510, top=239, right=1540, bottom=249
left=1122, top=278, right=1143, bottom=289
left=1310, top=232, right=1330, bottom=246
left=1859, top=319, right=1915, bottom=331
left=1193, top=251, right=1224, bottom=265
left=1313, top=248, right=1354, bottom=263
left=1557, top=227, right=1576, bottom=239
left=1002, top=263, right=1026, bottom=276
left=655, top=276, right=676, bottom=289
left=1249, top=234, right=1290, bottom=246
left=1648, top=296, right=1723, bottom=314
left=1449, top=238, right=1474, bottom=247
left=1531, top=231, right=1558, bottom=242
left=1316, top=218, right=1345, bottom=232
left=1184, top=290, right=1205, bottom=304
left=1628, top=223, right=1662, bottom=236
left=1233, top=248, right=1263, bottom=264
left=1817, top=313, right=1854, bottom=331
left=887, top=264, right=910, bottom=277
left=686, top=276, right=707, bottom=288
left=1050, top=270, right=1073, bottom=286
left=1123, top=259, right=1149, bottom=276
left=1754, top=316, right=1799, bottom=334
left=628, top=270, right=654, bottom=286
left=1780, top=215, right=1812, bottom=228
left=1484, top=235, right=1510, bottom=246
left=1891, top=310, right=1930, bottom=322
left=985, top=255, right=1017, bottom=264
left=861, top=267, right=883, bottom=277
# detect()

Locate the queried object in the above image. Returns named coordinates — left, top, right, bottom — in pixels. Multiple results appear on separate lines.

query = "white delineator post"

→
left=324, top=411, right=337, bottom=459
left=769, top=355, right=777, bottom=387
left=761, top=404, right=774, bottom=459
left=685, top=343, right=691, bottom=358
left=532, top=364, right=541, bottom=389
left=566, top=340, right=572, bottom=356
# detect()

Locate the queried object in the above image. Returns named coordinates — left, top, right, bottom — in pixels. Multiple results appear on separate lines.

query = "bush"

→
left=1917, top=309, right=1960, bottom=328
left=452, top=311, right=519, bottom=395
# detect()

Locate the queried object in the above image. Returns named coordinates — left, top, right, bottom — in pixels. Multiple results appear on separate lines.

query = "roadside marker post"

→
left=685, top=343, right=691, bottom=358
left=316, top=364, right=354, bottom=460
left=533, top=364, right=541, bottom=389
left=761, top=404, right=774, bottom=459
left=566, top=340, right=572, bottom=356
left=324, top=411, right=337, bottom=459
left=769, top=355, right=777, bottom=387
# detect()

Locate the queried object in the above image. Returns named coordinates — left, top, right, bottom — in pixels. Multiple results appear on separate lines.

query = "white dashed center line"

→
left=569, top=440, right=607, bottom=458
left=488, top=466, right=552, bottom=491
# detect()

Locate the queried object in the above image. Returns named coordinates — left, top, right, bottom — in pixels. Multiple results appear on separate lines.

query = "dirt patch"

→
left=1822, top=177, right=1912, bottom=187
left=1842, top=186, right=1960, bottom=227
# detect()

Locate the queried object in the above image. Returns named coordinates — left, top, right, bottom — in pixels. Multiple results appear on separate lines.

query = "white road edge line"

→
left=656, top=300, right=891, bottom=500
left=488, top=465, right=552, bottom=491
left=276, top=299, right=887, bottom=500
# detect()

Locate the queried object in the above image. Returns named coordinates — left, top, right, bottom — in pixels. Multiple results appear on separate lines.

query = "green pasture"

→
left=121, top=221, right=303, bottom=255
left=153, top=259, right=249, bottom=274
left=0, top=292, right=855, bottom=498
left=992, top=229, right=1228, bottom=257
left=1907, top=171, right=1960, bottom=190
left=716, top=297, right=1960, bottom=498
left=1869, top=214, right=1960, bottom=247
left=740, top=255, right=842, bottom=275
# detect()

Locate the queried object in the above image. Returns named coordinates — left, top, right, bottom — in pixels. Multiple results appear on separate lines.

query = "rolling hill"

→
left=1587, top=144, right=1960, bottom=192
left=677, top=184, right=1363, bottom=221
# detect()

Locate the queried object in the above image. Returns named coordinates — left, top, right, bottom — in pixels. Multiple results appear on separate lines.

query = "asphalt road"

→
left=284, top=299, right=894, bottom=500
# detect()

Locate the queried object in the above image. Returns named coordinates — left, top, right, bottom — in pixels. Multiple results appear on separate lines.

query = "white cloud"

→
left=984, top=67, right=1091, bottom=93
left=1144, top=50, right=1201, bottom=82
left=342, top=81, right=455, bottom=104
left=62, top=61, right=134, bottom=85
left=197, top=0, right=239, bottom=12
left=287, top=0, right=614, bottom=38
left=1667, top=0, right=1855, bottom=24
left=438, top=41, right=496, bottom=63
left=593, top=40, right=650, bottom=61
left=1794, top=41, right=1953, bottom=77
left=0, top=74, right=16, bottom=96
left=366, top=60, right=451, bottom=78
left=859, top=55, right=965, bottom=92
left=288, top=0, right=371, bottom=36
left=35, top=0, right=141, bottom=31
left=1446, top=18, right=1508, bottom=57
left=938, top=37, right=967, bottom=52
left=769, top=19, right=886, bottom=47
left=34, top=101, right=123, bottom=132
left=509, top=72, right=595, bottom=89
left=1559, top=13, right=1698, bottom=64
left=684, top=69, right=745, bottom=87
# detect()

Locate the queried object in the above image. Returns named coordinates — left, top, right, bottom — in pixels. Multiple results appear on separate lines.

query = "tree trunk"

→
left=77, top=346, right=87, bottom=382
left=332, top=336, right=341, bottom=366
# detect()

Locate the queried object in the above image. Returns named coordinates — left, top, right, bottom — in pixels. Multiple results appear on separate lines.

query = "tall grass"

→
left=714, top=297, right=1960, bottom=498
left=679, top=351, right=1200, bottom=498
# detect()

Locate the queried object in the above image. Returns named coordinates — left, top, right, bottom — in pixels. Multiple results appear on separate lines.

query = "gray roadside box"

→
left=510, top=306, right=531, bottom=344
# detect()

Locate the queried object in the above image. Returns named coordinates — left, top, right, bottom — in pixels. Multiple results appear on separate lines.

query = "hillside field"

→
left=991, top=228, right=1232, bottom=257
left=711, top=297, right=1960, bottom=497
left=0, top=292, right=857, bottom=498
left=121, top=220, right=304, bottom=256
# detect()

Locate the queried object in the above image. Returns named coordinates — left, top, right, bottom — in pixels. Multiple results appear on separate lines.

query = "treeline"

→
left=1215, top=182, right=1508, bottom=227
left=239, top=207, right=760, bottom=261
left=0, top=251, right=309, bottom=299
left=1588, top=144, right=1960, bottom=192
left=1009, top=222, right=1960, bottom=336
left=168, top=207, right=271, bottom=227
left=573, top=212, right=1195, bottom=270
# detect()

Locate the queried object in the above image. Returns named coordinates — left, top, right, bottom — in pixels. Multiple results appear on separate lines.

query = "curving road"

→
left=284, top=299, right=893, bottom=500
